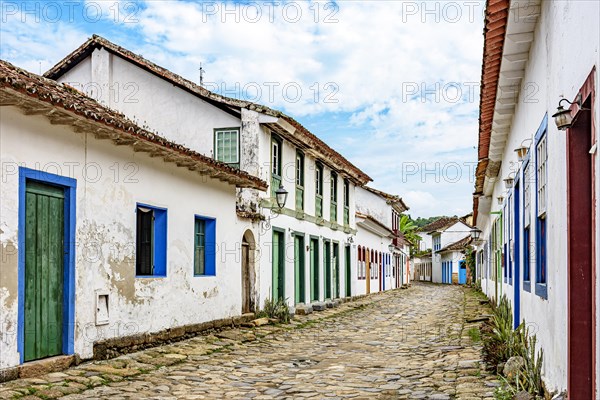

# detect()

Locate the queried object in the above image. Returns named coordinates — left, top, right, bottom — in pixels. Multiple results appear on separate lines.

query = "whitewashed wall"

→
left=57, top=48, right=240, bottom=157
left=475, top=1, right=600, bottom=393
left=0, top=107, right=248, bottom=368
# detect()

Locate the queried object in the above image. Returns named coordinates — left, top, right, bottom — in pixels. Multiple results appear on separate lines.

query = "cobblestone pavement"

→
left=0, top=283, right=499, bottom=399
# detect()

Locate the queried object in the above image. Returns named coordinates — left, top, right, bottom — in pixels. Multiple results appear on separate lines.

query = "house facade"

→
left=472, top=0, right=599, bottom=397
left=43, top=36, right=373, bottom=313
left=354, top=186, right=410, bottom=295
left=420, top=217, right=472, bottom=284
left=0, top=60, right=266, bottom=369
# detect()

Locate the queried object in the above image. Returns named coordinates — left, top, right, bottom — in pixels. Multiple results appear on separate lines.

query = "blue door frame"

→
left=458, top=261, right=467, bottom=284
left=513, top=178, right=521, bottom=329
left=18, top=167, right=76, bottom=363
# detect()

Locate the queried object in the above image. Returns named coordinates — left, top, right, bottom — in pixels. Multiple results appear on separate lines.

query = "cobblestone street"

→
left=0, top=284, right=499, bottom=399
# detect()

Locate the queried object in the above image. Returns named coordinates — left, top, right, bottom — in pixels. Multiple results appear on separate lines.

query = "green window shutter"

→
left=194, top=219, right=206, bottom=275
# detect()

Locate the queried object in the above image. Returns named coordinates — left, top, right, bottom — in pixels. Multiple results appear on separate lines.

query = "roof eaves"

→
left=44, top=35, right=372, bottom=186
left=1, top=59, right=267, bottom=191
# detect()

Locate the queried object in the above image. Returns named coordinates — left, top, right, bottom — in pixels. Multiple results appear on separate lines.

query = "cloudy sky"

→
left=1, top=0, right=485, bottom=218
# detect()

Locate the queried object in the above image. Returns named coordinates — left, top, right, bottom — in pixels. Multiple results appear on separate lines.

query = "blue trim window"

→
left=535, top=116, right=548, bottom=298
left=194, top=215, right=216, bottom=276
left=135, top=204, right=167, bottom=277
left=523, top=156, right=532, bottom=292
left=433, top=234, right=441, bottom=251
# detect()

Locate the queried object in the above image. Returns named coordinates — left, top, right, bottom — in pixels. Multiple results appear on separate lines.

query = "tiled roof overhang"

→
left=0, top=60, right=268, bottom=190
left=438, top=235, right=473, bottom=253
left=363, top=186, right=410, bottom=212
left=473, top=0, right=542, bottom=224
left=44, top=35, right=371, bottom=186
left=473, top=0, right=510, bottom=224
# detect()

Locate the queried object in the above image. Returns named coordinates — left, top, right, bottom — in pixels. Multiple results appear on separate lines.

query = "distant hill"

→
left=413, top=216, right=453, bottom=228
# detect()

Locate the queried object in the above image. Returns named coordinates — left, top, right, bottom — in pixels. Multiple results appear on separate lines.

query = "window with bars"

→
left=214, top=129, right=239, bottom=168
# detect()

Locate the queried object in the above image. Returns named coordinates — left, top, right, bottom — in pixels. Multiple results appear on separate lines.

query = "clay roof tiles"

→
left=0, top=59, right=268, bottom=190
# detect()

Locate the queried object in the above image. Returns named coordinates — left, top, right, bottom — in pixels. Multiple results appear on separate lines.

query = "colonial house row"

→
left=0, top=37, right=412, bottom=372
left=471, top=0, right=599, bottom=397
left=354, top=186, right=411, bottom=296
left=0, top=60, right=267, bottom=369
left=414, top=217, right=473, bottom=284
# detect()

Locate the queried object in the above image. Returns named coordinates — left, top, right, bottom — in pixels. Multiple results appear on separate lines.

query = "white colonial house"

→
left=419, top=217, right=472, bottom=285
left=44, top=36, right=373, bottom=314
left=354, top=186, right=410, bottom=295
left=0, top=60, right=266, bottom=372
left=472, top=0, right=599, bottom=397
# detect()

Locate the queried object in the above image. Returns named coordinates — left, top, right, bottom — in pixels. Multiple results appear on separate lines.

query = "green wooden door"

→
left=24, top=181, right=65, bottom=361
left=345, top=245, right=351, bottom=297
left=324, top=241, right=331, bottom=299
left=310, top=238, right=319, bottom=301
left=332, top=243, right=339, bottom=298
left=272, top=231, right=285, bottom=301
left=294, top=235, right=305, bottom=304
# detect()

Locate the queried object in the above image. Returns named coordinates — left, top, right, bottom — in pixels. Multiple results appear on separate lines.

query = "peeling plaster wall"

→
left=56, top=49, right=240, bottom=157
left=0, top=107, right=246, bottom=368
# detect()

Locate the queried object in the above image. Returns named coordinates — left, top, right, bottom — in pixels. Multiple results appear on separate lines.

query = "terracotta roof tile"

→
left=44, top=35, right=371, bottom=185
left=0, top=59, right=267, bottom=190
left=473, top=0, right=510, bottom=222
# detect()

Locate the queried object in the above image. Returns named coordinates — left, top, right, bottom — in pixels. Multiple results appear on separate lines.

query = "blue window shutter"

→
left=205, top=217, right=217, bottom=276
left=153, top=207, right=168, bottom=276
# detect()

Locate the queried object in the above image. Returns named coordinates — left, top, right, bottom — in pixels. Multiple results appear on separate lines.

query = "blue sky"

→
left=0, top=0, right=485, bottom=217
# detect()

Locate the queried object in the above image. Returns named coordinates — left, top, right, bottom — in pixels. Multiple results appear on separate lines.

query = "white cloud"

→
left=0, top=0, right=485, bottom=217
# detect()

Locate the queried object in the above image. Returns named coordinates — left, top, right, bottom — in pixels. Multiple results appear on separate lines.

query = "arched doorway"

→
left=242, top=230, right=256, bottom=314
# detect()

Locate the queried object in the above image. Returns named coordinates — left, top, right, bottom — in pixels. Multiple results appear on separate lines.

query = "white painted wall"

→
left=57, top=48, right=241, bottom=157
left=475, top=1, right=600, bottom=394
left=0, top=107, right=251, bottom=368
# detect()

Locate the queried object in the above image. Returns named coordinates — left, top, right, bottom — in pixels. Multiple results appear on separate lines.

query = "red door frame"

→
left=567, top=67, right=596, bottom=400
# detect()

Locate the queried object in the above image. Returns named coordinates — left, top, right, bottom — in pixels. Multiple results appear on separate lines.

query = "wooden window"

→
left=194, top=216, right=216, bottom=276
left=136, top=204, right=167, bottom=277
left=535, top=120, right=548, bottom=298
left=315, top=163, right=324, bottom=217
left=330, top=171, right=338, bottom=222
left=433, top=234, right=441, bottom=251
left=343, top=179, right=350, bottom=225
left=271, top=135, right=282, bottom=198
left=296, top=151, right=304, bottom=211
left=214, top=128, right=240, bottom=168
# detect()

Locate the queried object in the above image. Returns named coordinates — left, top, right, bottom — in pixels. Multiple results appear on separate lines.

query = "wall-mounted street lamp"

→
left=497, top=196, right=504, bottom=205
left=261, top=184, right=289, bottom=232
left=514, top=139, right=532, bottom=162
left=503, top=176, right=514, bottom=189
left=470, top=228, right=482, bottom=241
left=552, top=94, right=589, bottom=131
left=275, top=185, right=288, bottom=209
left=347, top=235, right=355, bottom=244
left=388, top=244, right=395, bottom=252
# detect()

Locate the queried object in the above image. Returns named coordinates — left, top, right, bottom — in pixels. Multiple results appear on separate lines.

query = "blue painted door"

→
left=459, top=261, right=467, bottom=284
